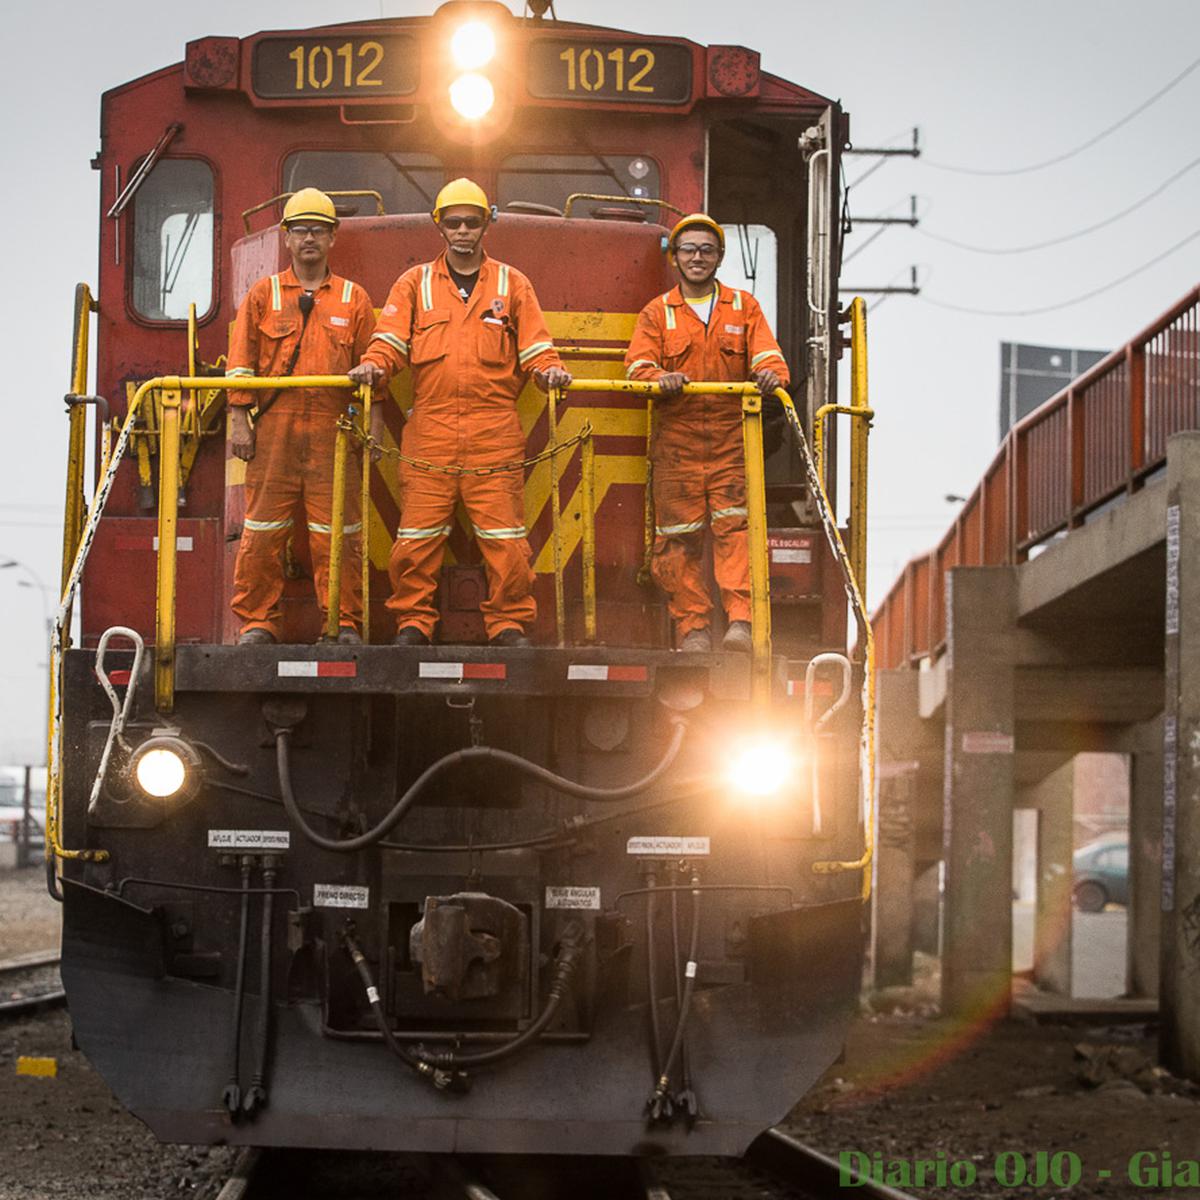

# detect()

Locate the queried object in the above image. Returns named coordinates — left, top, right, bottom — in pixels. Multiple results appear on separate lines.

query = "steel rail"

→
left=748, top=1128, right=920, bottom=1200
left=0, top=954, right=65, bottom=1019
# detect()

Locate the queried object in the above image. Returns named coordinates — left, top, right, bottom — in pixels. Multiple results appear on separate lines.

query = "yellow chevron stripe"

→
left=531, top=455, right=647, bottom=573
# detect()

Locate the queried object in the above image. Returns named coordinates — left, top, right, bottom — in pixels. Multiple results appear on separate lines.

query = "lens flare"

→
left=449, top=73, right=495, bottom=120
left=135, top=747, right=188, bottom=799
left=450, top=21, right=496, bottom=70
left=726, top=738, right=794, bottom=798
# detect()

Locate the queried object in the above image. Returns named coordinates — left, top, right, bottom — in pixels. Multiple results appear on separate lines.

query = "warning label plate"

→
left=208, top=829, right=290, bottom=850
left=627, top=836, right=710, bottom=857
left=314, top=884, right=370, bottom=909
left=545, top=886, right=601, bottom=910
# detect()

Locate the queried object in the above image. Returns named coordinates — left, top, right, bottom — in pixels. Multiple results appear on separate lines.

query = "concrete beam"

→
left=1018, top=479, right=1165, bottom=620
left=1014, top=666, right=1164, bottom=725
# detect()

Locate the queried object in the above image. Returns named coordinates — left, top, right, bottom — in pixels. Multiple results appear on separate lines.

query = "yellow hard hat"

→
left=668, top=213, right=726, bottom=252
left=281, top=188, right=338, bottom=227
left=432, top=177, right=490, bottom=222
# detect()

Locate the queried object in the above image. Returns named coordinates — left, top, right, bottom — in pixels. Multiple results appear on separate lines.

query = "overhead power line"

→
left=922, top=53, right=1200, bottom=176
left=920, top=154, right=1200, bottom=254
left=920, top=226, right=1200, bottom=317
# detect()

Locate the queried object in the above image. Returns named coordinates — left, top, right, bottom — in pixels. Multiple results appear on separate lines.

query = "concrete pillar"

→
left=1162, top=432, right=1200, bottom=1077
left=942, top=566, right=1017, bottom=1019
left=873, top=670, right=920, bottom=987
left=1121, top=718, right=1162, bottom=999
left=1021, top=762, right=1074, bottom=996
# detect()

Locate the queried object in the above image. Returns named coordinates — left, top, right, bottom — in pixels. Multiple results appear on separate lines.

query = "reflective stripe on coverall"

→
left=624, top=283, right=790, bottom=636
left=361, top=253, right=562, bottom=638
left=227, top=269, right=375, bottom=638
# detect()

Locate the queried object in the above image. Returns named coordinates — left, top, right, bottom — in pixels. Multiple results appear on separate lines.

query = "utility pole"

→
left=840, top=128, right=922, bottom=299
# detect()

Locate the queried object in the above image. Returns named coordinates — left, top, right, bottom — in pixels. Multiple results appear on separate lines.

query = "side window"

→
left=131, top=159, right=214, bottom=321
left=282, top=151, right=444, bottom=216
left=719, top=224, right=778, bottom=329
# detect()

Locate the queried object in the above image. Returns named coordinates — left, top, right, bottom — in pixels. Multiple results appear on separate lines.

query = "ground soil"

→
left=3, top=870, right=1198, bottom=1199
left=786, top=955, right=1200, bottom=1199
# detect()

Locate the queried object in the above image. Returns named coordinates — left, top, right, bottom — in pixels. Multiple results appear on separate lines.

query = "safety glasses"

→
left=440, top=215, right=486, bottom=231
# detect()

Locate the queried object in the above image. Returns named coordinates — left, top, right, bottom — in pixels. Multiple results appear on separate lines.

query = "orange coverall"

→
left=625, top=284, right=790, bottom=636
left=361, top=252, right=562, bottom=639
left=226, top=268, right=374, bottom=639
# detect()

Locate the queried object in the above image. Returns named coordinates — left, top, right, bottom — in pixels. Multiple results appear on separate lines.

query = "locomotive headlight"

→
left=130, top=734, right=202, bottom=802
left=450, top=20, right=496, bottom=70
left=726, top=736, right=796, bottom=799
left=449, top=72, right=495, bottom=120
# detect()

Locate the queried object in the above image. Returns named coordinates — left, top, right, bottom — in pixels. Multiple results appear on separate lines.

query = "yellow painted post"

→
left=154, top=389, right=182, bottom=713
left=848, top=297, right=871, bottom=600
left=581, top=431, right=597, bottom=643
left=638, top=395, right=655, bottom=586
left=61, top=285, right=93, bottom=596
left=358, top=384, right=372, bottom=644
left=325, top=414, right=350, bottom=643
left=741, top=389, right=772, bottom=707
left=548, top=385, right=566, bottom=646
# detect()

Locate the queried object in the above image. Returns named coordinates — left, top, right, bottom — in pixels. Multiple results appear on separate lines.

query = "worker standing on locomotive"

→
left=625, top=214, right=789, bottom=653
left=349, top=178, right=571, bottom=647
left=226, top=188, right=380, bottom=646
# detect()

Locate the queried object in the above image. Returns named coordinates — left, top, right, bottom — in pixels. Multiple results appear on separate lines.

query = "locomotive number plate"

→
left=253, top=35, right=418, bottom=99
left=527, top=39, right=692, bottom=104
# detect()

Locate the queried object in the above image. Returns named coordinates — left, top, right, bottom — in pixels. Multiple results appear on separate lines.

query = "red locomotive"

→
left=48, top=0, right=874, bottom=1158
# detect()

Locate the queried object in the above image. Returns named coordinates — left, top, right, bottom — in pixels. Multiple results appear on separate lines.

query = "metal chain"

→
left=337, top=415, right=594, bottom=478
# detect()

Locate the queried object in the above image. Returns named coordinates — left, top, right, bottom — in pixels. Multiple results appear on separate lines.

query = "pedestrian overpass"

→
left=869, top=285, right=1200, bottom=1080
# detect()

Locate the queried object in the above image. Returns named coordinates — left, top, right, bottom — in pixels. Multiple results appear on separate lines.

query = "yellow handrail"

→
left=323, top=388, right=372, bottom=644
left=776, top=386, right=876, bottom=899
left=46, top=374, right=359, bottom=867
left=548, top=386, right=567, bottom=645
left=240, top=190, right=386, bottom=233
left=562, top=193, right=686, bottom=220
left=61, top=284, right=95, bottom=595
left=814, top=299, right=873, bottom=596
left=580, top=434, right=597, bottom=643
left=563, top=379, right=772, bottom=693
left=154, top=389, right=182, bottom=712
left=325, top=411, right=351, bottom=644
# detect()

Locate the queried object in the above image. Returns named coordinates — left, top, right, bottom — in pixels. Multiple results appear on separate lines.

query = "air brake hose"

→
left=341, top=926, right=583, bottom=1086
left=242, top=856, right=277, bottom=1115
left=221, top=856, right=254, bottom=1115
left=275, top=717, right=688, bottom=854
left=647, top=876, right=703, bottom=1121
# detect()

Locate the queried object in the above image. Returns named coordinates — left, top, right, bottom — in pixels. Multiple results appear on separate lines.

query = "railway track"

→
left=215, top=1132, right=917, bottom=1200
left=0, top=950, right=66, bottom=1018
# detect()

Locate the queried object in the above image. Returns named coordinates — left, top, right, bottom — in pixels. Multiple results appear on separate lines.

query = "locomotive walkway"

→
left=870, top=284, right=1200, bottom=1080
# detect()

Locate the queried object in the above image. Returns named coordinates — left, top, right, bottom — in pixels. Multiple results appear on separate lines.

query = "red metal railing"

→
left=873, top=284, right=1200, bottom=670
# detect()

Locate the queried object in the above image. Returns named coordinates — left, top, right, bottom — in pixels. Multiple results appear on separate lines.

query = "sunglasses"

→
left=440, top=215, right=485, bottom=231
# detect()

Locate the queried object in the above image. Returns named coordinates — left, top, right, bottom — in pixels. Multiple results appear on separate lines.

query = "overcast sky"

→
left=0, top=0, right=1196, bottom=763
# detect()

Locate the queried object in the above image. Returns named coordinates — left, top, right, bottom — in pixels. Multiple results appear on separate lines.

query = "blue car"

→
left=1073, top=837, right=1128, bottom=911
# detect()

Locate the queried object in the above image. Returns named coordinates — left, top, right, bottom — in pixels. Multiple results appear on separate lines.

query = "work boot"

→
left=237, top=628, right=276, bottom=646
left=337, top=626, right=362, bottom=646
left=393, top=626, right=431, bottom=646
left=489, top=628, right=532, bottom=648
left=678, top=628, right=712, bottom=653
left=722, top=621, right=752, bottom=653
